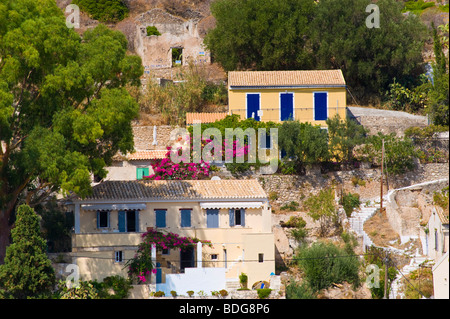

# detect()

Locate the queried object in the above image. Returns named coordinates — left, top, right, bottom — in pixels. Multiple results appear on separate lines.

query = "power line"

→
left=392, top=262, right=428, bottom=299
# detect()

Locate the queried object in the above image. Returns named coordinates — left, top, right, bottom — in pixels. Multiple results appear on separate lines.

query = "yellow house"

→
left=69, top=179, right=274, bottom=293
left=228, top=70, right=347, bottom=127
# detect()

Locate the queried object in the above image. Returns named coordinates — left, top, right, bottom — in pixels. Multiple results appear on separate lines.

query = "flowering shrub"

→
left=144, top=134, right=250, bottom=180
left=126, top=229, right=212, bottom=283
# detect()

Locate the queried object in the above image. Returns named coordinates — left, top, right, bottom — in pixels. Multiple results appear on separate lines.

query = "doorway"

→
left=172, top=47, right=183, bottom=67
left=180, top=246, right=195, bottom=273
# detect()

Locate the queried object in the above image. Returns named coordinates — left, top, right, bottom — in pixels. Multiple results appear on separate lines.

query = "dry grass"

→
left=363, top=210, right=401, bottom=247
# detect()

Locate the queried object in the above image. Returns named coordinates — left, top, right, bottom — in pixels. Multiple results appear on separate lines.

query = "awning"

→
left=81, top=203, right=147, bottom=211
left=200, top=202, right=264, bottom=209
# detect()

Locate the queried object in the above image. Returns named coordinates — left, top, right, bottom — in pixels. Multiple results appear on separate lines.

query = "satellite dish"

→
left=211, top=176, right=221, bottom=180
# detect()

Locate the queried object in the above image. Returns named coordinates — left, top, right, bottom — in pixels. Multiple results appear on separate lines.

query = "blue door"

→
left=246, top=94, right=260, bottom=121
left=280, top=93, right=294, bottom=121
left=314, top=92, right=328, bottom=121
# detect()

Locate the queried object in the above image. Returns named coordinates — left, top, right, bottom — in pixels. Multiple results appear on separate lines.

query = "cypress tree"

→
left=0, top=205, right=55, bottom=299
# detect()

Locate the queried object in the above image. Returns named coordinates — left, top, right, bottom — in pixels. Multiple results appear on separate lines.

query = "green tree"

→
left=73, top=0, right=129, bottom=23
left=428, top=23, right=449, bottom=126
left=278, top=121, right=329, bottom=174
left=0, top=0, right=143, bottom=261
left=310, top=0, right=427, bottom=103
left=326, top=114, right=367, bottom=163
left=0, top=205, right=55, bottom=298
left=303, top=188, right=338, bottom=237
left=358, top=133, right=416, bottom=175
left=204, top=0, right=315, bottom=71
left=295, top=242, right=360, bottom=293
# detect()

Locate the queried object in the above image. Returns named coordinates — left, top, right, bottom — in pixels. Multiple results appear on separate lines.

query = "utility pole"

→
left=383, top=249, right=389, bottom=299
left=380, top=139, right=385, bottom=214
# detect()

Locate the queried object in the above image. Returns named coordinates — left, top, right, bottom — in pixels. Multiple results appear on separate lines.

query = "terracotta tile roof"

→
left=126, top=150, right=168, bottom=161
left=228, top=70, right=346, bottom=87
left=186, top=112, right=228, bottom=125
left=80, top=179, right=267, bottom=201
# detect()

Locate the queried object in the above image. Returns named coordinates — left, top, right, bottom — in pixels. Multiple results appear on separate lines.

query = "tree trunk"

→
left=0, top=209, right=13, bottom=264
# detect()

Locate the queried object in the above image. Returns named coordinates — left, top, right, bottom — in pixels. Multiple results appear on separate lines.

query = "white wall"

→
left=156, top=267, right=226, bottom=296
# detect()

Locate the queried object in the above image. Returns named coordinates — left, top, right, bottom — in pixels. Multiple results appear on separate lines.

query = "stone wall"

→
left=256, top=163, right=449, bottom=207
left=347, top=106, right=428, bottom=137
left=385, top=178, right=449, bottom=244
left=134, top=8, right=211, bottom=70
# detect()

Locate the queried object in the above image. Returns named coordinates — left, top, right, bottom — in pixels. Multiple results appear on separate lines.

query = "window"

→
left=162, top=248, right=170, bottom=255
left=97, top=210, right=109, bottom=228
left=229, top=209, right=245, bottom=227
left=258, top=253, right=264, bottom=263
left=206, top=209, right=219, bottom=228
left=118, top=210, right=139, bottom=232
left=115, top=251, right=123, bottom=263
left=180, top=209, right=192, bottom=227
left=155, top=209, right=166, bottom=228
left=211, top=254, right=218, bottom=260
left=136, top=167, right=149, bottom=180
left=435, top=229, right=439, bottom=251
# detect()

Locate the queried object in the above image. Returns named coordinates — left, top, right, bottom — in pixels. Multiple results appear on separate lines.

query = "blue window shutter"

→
left=143, top=167, right=149, bottom=178
left=96, top=211, right=100, bottom=228
left=181, top=209, right=191, bottom=227
left=156, top=210, right=166, bottom=228
left=241, top=209, right=245, bottom=227
left=229, top=209, right=235, bottom=227
left=207, top=209, right=219, bottom=228
left=118, top=210, right=126, bottom=232
left=135, top=211, right=140, bottom=232
left=107, top=211, right=110, bottom=228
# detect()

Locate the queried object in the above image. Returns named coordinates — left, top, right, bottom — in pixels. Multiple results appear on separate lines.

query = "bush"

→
left=280, top=201, right=300, bottom=211
left=187, top=290, right=195, bottom=297
left=170, top=290, right=177, bottom=297
left=285, top=281, right=316, bottom=299
left=295, top=242, right=360, bottom=293
left=340, top=192, right=361, bottom=217
left=257, top=288, right=272, bottom=299
left=57, top=280, right=100, bottom=299
left=219, top=289, right=228, bottom=297
left=239, top=273, right=248, bottom=289
left=280, top=216, right=307, bottom=228
left=99, top=275, right=133, bottom=299
left=268, top=191, right=279, bottom=201
left=73, top=0, right=129, bottom=22
left=146, top=26, right=161, bottom=36
left=153, top=291, right=165, bottom=297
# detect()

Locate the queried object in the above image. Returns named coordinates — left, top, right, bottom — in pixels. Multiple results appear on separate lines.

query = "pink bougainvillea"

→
left=125, top=229, right=212, bottom=283
left=143, top=136, right=249, bottom=181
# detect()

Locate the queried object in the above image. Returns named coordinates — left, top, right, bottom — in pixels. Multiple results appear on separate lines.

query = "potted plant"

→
left=239, top=273, right=248, bottom=290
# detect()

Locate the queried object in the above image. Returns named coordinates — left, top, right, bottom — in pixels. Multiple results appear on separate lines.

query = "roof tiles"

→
left=186, top=112, right=228, bottom=125
left=81, top=179, right=267, bottom=201
left=228, top=70, right=346, bottom=87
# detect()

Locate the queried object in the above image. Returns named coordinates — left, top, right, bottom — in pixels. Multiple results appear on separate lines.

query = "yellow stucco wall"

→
left=73, top=202, right=274, bottom=284
left=228, top=87, right=347, bottom=126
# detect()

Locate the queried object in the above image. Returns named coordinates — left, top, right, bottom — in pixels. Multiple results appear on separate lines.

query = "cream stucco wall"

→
left=72, top=200, right=274, bottom=284
left=228, top=87, right=347, bottom=126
